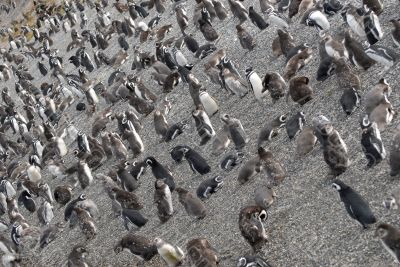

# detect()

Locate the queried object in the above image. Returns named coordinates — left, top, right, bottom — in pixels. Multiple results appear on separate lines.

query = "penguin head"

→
left=258, top=209, right=268, bottom=221
left=245, top=66, right=253, bottom=76
left=331, top=179, right=347, bottom=191
left=360, top=114, right=371, bottom=129
left=78, top=194, right=86, bottom=201
left=154, top=237, right=164, bottom=247
left=214, top=176, right=223, bottom=184
left=237, top=257, right=247, bottom=267
left=375, top=223, right=391, bottom=238
left=114, top=242, right=124, bottom=254
left=155, top=179, right=165, bottom=189
left=145, top=157, right=156, bottom=166
left=383, top=197, right=397, bottom=210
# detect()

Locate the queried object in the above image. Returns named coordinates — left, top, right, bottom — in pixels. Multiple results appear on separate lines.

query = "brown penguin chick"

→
left=277, top=29, right=296, bottom=58
left=296, top=126, right=317, bottom=156
left=238, top=205, right=268, bottom=252
left=375, top=223, right=400, bottom=263
left=109, top=132, right=128, bottom=161
left=54, top=185, right=72, bottom=206
left=323, top=34, right=348, bottom=60
left=154, top=110, right=169, bottom=139
left=271, top=36, right=282, bottom=57
left=111, top=187, right=143, bottom=210
left=114, top=2, right=129, bottom=13
left=287, top=76, right=313, bottom=105
left=228, top=0, right=248, bottom=24
left=156, top=24, right=173, bottom=41
left=298, top=0, right=314, bottom=17
left=111, top=50, right=129, bottom=68
left=258, top=147, right=286, bottom=186
left=283, top=47, right=313, bottom=81
left=186, top=238, right=219, bottom=267
left=175, top=6, right=189, bottom=32
left=114, top=234, right=158, bottom=262
left=130, top=75, right=158, bottom=102
left=343, top=30, right=375, bottom=70
left=288, top=0, right=302, bottom=18
left=199, top=18, right=219, bottom=42
left=237, top=156, right=262, bottom=184
left=101, top=131, right=114, bottom=159
left=176, top=187, right=207, bottom=219
left=127, top=94, right=155, bottom=116
left=391, top=19, right=400, bottom=49
left=140, top=30, right=152, bottom=44
left=213, top=0, right=228, bottom=20
left=72, top=207, right=97, bottom=239
left=91, top=107, right=112, bottom=137
left=333, top=57, right=361, bottom=91
left=236, top=24, right=256, bottom=51
left=262, top=72, right=286, bottom=101
left=154, top=180, right=173, bottom=223
left=162, top=71, right=180, bottom=93
left=363, top=0, right=383, bottom=15
left=207, top=49, right=226, bottom=67
left=68, top=245, right=90, bottom=267
left=364, top=78, right=391, bottom=115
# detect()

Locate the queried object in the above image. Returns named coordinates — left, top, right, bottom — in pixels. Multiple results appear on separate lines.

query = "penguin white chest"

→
left=248, top=73, right=264, bottom=100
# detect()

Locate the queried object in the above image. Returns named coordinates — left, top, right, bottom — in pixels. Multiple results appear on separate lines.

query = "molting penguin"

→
left=221, top=113, right=249, bottom=151
left=332, top=179, right=376, bottom=229
left=154, top=180, right=173, bottom=223
left=114, top=234, right=158, bottom=262
left=340, top=88, right=361, bottom=115
left=369, top=95, right=395, bottom=132
left=192, top=108, right=215, bottom=146
left=176, top=187, right=207, bottom=219
left=196, top=175, right=224, bottom=199
left=236, top=25, right=256, bottom=51
left=262, top=72, right=286, bottom=102
left=364, top=79, right=391, bottom=115
left=186, top=238, right=219, bottom=267
left=286, top=111, right=306, bottom=139
left=239, top=205, right=268, bottom=252
left=257, top=114, right=287, bottom=147
left=258, top=147, right=286, bottom=186
left=254, top=186, right=276, bottom=210
left=238, top=156, right=262, bottom=184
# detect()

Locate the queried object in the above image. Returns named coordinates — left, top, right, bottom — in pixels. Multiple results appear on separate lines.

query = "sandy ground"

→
left=1, top=0, right=400, bottom=266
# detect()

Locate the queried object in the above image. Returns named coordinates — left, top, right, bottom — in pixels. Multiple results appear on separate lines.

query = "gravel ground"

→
left=1, top=0, right=400, bottom=266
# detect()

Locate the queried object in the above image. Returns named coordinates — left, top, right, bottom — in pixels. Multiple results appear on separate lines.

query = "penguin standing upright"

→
left=389, top=127, right=400, bottom=176
left=192, top=108, right=215, bottom=146
left=155, top=238, right=185, bottom=267
left=360, top=115, right=385, bottom=168
left=246, top=67, right=267, bottom=103
left=154, top=180, right=173, bottom=223
left=176, top=187, right=207, bottom=219
left=199, top=90, right=219, bottom=116
left=239, top=205, right=268, bottom=252
left=145, top=157, right=176, bottom=191
left=262, top=72, right=286, bottom=102
left=332, top=179, right=376, bottom=229
left=375, top=223, right=400, bottom=263
left=179, top=146, right=211, bottom=175
left=286, top=111, right=306, bottom=139
left=196, top=175, right=224, bottom=199
left=221, top=113, right=249, bottom=151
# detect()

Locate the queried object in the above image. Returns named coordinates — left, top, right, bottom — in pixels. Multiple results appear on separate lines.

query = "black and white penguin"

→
left=199, top=90, right=219, bottom=116
left=176, top=187, right=207, bottom=219
left=154, top=180, right=173, bottom=223
left=248, top=6, right=269, bottom=30
left=302, top=6, right=330, bottom=32
left=179, top=146, right=211, bottom=175
left=237, top=255, right=272, bottom=267
left=365, top=45, right=398, bottom=75
left=286, top=111, right=305, bottom=139
left=192, top=108, right=215, bottom=146
left=64, top=194, right=86, bottom=221
left=360, top=115, right=385, bottom=168
left=196, top=175, right=224, bottom=199
left=17, top=190, right=36, bottom=212
left=262, top=72, right=286, bottom=102
left=116, top=161, right=139, bottom=192
left=239, top=205, right=268, bottom=251
left=220, top=152, right=242, bottom=171
left=340, top=87, right=361, bottom=115
left=257, top=114, right=287, bottom=147
left=246, top=67, right=267, bottom=103
left=332, top=179, right=376, bottom=229
left=343, top=30, right=375, bottom=70
left=145, top=157, right=176, bottom=191
left=120, top=208, right=148, bottom=230
left=363, top=7, right=383, bottom=45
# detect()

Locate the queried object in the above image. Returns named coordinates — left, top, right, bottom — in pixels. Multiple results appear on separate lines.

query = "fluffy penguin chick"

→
left=375, top=223, right=400, bottom=263
left=155, top=238, right=185, bottom=267
left=239, top=205, right=268, bottom=252
left=176, top=187, right=207, bottom=219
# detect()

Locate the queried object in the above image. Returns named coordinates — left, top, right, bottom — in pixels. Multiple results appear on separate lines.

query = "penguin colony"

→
left=0, top=0, right=399, bottom=266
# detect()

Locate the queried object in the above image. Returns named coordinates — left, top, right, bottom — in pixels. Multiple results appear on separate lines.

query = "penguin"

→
left=68, top=245, right=90, bottom=267
left=155, top=238, right=185, bottom=267
left=288, top=0, right=302, bottom=19
left=120, top=208, right=148, bottom=230
left=196, top=175, right=224, bottom=199
left=192, top=108, right=216, bottom=146
left=178, top=146, right=211, bottom=175
left=262, top=72, right=286, bottom=102
left=389, top=127, right=400, bottom=176
left=17, top=190, right=36, bottom=212
left=114, top=234, right=158, bottom=262
left=360, top=115, right=386, bottom=168
left=186, top=238, right=219, bottom=267
left=236, top=25, right=256, bottom=51
left=199, top=90, right=219, bottom=116
left=369, top=96, right=395, bottom=131
left=101, top=132, right=113, bottom=159
left=323, top=0, right=343, bottom=15
left=341, top=4, right=365, bottom=38
left=332, top=179, right=376, bottom=229
left=64, top=194, right=86, bottom=221
left=246, top=67, right=267, bottom=103
left=110, top=133, right=128, bottom=161
left=145, top=157, right=176, bottom=191
left=248, top=6, right=269, bottom=30
left=116, top=162, right=139, bottom=192
left=220, top=152, right=242, bottom=171
left=286, top=111, right=306, bottom=139
left=277, top=29, right=296, bottom=58
left=111, top=187, right=143, bottom=210
left=313, top=115, right=349, bottom=176
left=213, top=0, right=228, bottom=20
left=363, top=8, right=383, bottom=45
left=254, top=186, right=276, bottom=210
left=333, top=57, right=361, bottom=91
left=124, top=128, right=144, bottom=157
left=257, top=114, right=287, bottom=147
left=222, top=68, right=248, bottom=97
left=258, top=147, right=286, bottom=186
left=154, top=110, right=169, bottom=139
left=76, top=160, right=93, bottom=189
left=38, top=61, right=48, bottom=76
left=54, top=185, right=72, bottom=206
left=39, top=225, right=60, bottom=249
left=154, top=180, right=173, bottom=223
left=37, top=201, right=53, bottom=225
left=118, top=34, right=129, bottom=51
left=296, top=126, right=317, bottom=156
left=302, top=6, right=330, bottom=32
left=212, top=125, right=231, bottom=155
left=239, top=205, right=268, bottom=251
left=363, top=0, right=383, bottom=16
left=164, top=121, right=188, bottom=142
left=237, top=255, right=272, bottom=267
left=219, top=56, right=242, bottom=77
left=71, top=206, right=97, bottom=239
left=390, top=19, right=400, bottom=49
left=221, top=113, right=249, bottom=151
left=375, top=223, right=400, bottom=263
left=283, top=47, right=313, bottom=81
left=238, top=156, right=262, bottom=184
left=343, top=30, right=375, bottom=70
left=198, top=18, right=219, bottom=42
left=228, top=0, right=248, bottom=24
left=340, top=88, right=361, bottom=115
left=184, top=33, right=199, bottom=53
left=129, top=160, right=147, bottom=181
left=365, top=45, right=399, bottom=75
left=266, top=8, right=289, bottom=28
left=176, top=187, right=207, bottom=219
left=364, top=78, right=391, bottom=114
left=323, top=34, right=348, bottom=60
